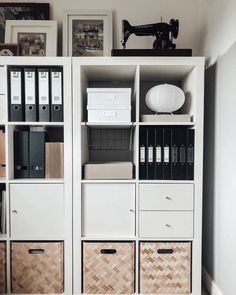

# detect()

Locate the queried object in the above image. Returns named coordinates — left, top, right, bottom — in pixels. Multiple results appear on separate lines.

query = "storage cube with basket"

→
left=0, top=242, right=6, bottom=294
left=11, top=242, right=64, bottom=294
left=139, top=242, right=191, bottom=294
left=83, top=242, right=135, bottom=294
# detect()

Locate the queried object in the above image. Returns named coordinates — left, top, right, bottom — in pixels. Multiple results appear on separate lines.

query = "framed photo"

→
left=5, top=20, right=57, bottom=56
left=63, top=10, right=112, bottom=56
left=0, top=44, right=18, bottom=56
left=0, top=3, right=50, bottom=43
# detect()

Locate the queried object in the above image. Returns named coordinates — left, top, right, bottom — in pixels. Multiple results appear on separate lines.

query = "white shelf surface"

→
left=8, top=122, right=64, bottom=127
left=81, top=179, right=136, bottom=183
left=81, top=236, right=136, bottom=241
left=138, top=122, right=195, bottom=126
left=8, top=179, right=64, bottom=184
left=81, top=122, right=136, bottom=128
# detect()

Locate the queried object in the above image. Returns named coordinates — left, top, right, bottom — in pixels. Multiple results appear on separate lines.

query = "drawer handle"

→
left=28, top=249, right=45, bottom=255
left=165, top=196, right=172, bottom=200
left=157, top=249, right=174, bottom=255
left=100, top=249, right=117, bottom=255
left=165, top=224, right=171, bottom=228
left=12, top=210, right=18, bottom=214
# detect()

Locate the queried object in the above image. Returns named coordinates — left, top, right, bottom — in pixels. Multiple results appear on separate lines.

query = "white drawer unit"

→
left=87, top=88, right=131, bottom=106
left=82, top=183, right=135, bottom=237
left=139, top=184, right=194, bottom=211
left=10, top=184, right=64, bottom=238
left=139, top=211, right=194, bottom=238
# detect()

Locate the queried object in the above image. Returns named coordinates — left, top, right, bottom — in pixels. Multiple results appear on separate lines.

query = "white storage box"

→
left=87, top=88, right=131, bottom=123
left=84, top=162, right=133, bottom=180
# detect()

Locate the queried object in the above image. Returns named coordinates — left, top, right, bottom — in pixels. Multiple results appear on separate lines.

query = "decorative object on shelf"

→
left=63, top=10, right=112, bottom=57
left=145, top=84, right=185, bottom=113
left=121, top=18, right=179, bottom=50
left=87, top=88, right=131, bottom=123
left=0, top=44, right=18, bottom=56
left=5, top=20, right=57, bottom=56
left=0, top=3, right=50, bottom=43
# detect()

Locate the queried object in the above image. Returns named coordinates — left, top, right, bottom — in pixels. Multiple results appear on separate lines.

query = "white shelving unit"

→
left=0, top=57, right=72, bottom=294
left=73, top=57, right=204, bottom=295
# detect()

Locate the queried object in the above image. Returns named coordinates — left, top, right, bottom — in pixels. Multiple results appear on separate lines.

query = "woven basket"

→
left=140, top=242, right=191, bottom=294
left=83, top=242, right=135, bottom=294
left=11, top=242, right=64, bottom=294
left=0, top=242, right=6, bottom=294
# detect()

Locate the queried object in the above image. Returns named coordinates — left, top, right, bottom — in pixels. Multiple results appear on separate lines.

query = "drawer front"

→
left=82, top=184, right=135, bottom=237
left=11, top=242, right=64, bottom=294
left=139, top=184, right=194, bottom=210
left=139, top=211, right=193, bottom=238
left=88, top=109, right=131, bottom=123
left=0, top=242, right=6, bottom=294
left=140, top=242, right=191, bottom=294
left=10, top=184, right=64, bottom=238
left=88, top=92, right=131, bottom=106
left=83, top=242, right=135, bottom=294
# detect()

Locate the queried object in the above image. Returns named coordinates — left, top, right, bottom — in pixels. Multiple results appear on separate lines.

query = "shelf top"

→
left=9, top=179, right=64, bottom=184
left=8, top=122, right=64, bottom=126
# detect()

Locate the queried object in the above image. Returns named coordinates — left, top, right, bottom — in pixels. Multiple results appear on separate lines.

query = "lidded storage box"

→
left=83, top=242, right=135, bottom=294
left=11, top=242, right=64, bottom=294
left=0, top=242, right=6, bottom=294
left=140, top=242, right=191, bottom=294
left=87, top=88, right=131, bottom=123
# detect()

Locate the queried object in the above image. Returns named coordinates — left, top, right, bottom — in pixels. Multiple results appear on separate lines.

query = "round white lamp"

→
left=145, top=84, right=185, bottom=113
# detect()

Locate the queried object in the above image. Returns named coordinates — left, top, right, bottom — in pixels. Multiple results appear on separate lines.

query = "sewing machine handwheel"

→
left=170, top=19, right=179, bottom=39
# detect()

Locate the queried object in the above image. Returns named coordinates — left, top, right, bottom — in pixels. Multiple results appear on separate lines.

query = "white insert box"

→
left=87, top=88, right=131, bottom=123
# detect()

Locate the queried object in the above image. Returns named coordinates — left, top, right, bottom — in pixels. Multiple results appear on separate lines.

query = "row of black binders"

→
left=8, top=66, right=63, bottom=122
left=139, top=127, right=194, bottom=180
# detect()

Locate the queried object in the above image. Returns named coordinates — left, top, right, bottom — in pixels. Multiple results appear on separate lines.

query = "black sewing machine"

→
left=121, top=19, right=179, bottom=50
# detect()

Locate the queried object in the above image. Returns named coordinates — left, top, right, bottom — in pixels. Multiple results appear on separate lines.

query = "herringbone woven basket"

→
left=0, top=242, right=6, bottom=294
left=11, top=242, right=64, bottom=294
left=140, top=242, right=191, bottom=294
left=83, top=242, right=135, bottom=294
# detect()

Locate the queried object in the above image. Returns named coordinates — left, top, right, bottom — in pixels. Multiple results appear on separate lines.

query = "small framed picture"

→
left=63, top=10, right=112, bottom=56
left=0, top=44, right=18, bottom=56
left=5, top=20, right=57, bottom=56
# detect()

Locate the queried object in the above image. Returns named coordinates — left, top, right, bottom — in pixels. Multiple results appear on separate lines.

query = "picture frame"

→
left=5, top=20, right=57, bottom=56
left=63, top=10, right=112, bottom=57
left=0, top=44, right=18, bottom=56
left=0, top=3, right=50, bottom=43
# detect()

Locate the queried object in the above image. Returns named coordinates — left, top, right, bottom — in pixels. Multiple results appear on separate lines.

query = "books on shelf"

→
left=8, top=66, right=63, bottom=123
left=139, top=126, right=194, bottom=180
left=0, top=190, right=6, bottom=234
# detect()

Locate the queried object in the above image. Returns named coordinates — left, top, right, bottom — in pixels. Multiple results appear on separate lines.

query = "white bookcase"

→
left=0, top=57, right=72, bottom=294
left=73, top=57, right=205, bottom=295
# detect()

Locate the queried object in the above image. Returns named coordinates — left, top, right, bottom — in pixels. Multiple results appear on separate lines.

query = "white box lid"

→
left=87, top=88, right=132, bottom=93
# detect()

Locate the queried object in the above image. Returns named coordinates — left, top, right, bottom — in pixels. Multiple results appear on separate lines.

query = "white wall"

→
left=203, top=1, right=236, bottom=294
left=4, top=0, right=204, bottom=55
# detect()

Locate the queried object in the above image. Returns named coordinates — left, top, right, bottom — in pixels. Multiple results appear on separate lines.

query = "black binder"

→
left=139, top=127, right=147, bottom=180
left=155, top=127, right=164, bottom=180
left=9, top=68, right=23, bottom=121
left=14, top=131, right=29, bottom=178
left=38, top=68, right=50, bottom=122
left=147, top=128, right=155, bottom=179
left=179, top=128, right=187, bottom=180
left=29, top=130, right=45, bottom=178
left=24, top=68, right=37, bottom=122
left=187, top=129, right=195, bottom=180
left=50, top=68, right=63, bottom=122
left=163, top=128, right=171, bottom=180
left=171, top=128, right=180, bottom=180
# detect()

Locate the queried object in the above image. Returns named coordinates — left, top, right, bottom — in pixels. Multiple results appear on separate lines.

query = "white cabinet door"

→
left=82, top=184, right=135, bottom=237
left=10, top=184, right=64, bottom=238
left=139, top=211, right=193, bottom=238
left=139, top=184, right=194, bottom=211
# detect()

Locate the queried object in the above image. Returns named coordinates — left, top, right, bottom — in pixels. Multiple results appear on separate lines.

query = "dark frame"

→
left=0, top=3, right=50, bottom=43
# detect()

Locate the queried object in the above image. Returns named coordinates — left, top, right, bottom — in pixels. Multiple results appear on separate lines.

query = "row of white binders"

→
left=8, top=66, right=63, bottom=122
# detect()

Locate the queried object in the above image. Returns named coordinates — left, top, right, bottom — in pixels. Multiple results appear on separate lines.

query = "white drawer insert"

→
left=139, top=184, right=194, bottom=211
left=139, top=211, right=193, bottom=238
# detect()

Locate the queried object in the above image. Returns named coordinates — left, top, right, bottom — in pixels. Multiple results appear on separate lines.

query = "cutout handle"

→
left=100, top=249, right=117, bottom=254
left=157, top=249, right=174, bottom=255
left=28, top=249, right=45, bottom=255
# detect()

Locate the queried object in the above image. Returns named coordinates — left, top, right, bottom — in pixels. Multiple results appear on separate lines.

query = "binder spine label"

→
left=164, top=146, right=169, bottom=162
left=148, top=146, right=153, bottom=162
left=51, top=72, right=62, bottom=104
left=156, top=146, right=162, bottom=163
left=140, top=147, right=145, bottom=163
left=172, top=146, right=178, bottom=163
left=39, top=71, right=49, bottom=105
left=180, top=146, right=186, bottom=164
left=188, top=147, right=194, bottom=163
left=25, top=71, right=36, bottom=104
left=10, top=71, right=21, bottom=104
